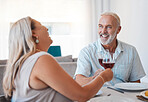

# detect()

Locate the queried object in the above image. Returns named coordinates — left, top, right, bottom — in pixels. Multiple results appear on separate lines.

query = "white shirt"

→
left=74, top=40, right=146, bottom=85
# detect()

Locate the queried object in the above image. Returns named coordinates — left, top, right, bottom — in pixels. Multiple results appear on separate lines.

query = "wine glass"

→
left=98, top=52, right=104, bottom=68
left=102, top=51, right=115, bottom=69
left=98, top=50, right=115, bottom=86
left=98, top=51, right=115, bottom=69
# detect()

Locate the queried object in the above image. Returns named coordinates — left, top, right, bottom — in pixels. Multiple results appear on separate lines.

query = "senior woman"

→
left=3, top=17, right=113, bottom=102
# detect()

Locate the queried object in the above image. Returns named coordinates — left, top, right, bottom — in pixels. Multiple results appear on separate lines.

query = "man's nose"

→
left=101, top=28, right=107, bottom=34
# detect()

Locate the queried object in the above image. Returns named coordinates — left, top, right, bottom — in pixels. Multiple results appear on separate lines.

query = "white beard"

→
left=99, top=30, right=117, bottom=45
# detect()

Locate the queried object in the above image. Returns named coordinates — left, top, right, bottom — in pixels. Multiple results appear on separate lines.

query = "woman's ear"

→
left=32, top=34, right=39, bottom=44
left=32, top=30, right=35, bottom=34
left=32, top=34, right=37, bottom=38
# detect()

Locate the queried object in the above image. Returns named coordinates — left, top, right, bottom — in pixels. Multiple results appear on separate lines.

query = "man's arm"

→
left=129, top=47, right=145, bottom=82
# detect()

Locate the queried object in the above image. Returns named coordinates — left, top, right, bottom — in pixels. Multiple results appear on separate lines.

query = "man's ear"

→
left=117, top=26, right=121, bottom=34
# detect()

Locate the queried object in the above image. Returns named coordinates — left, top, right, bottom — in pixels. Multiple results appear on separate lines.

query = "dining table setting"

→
left=88, top=82, right=148, bottom=102
left=88, top=50, right=148, bottom=102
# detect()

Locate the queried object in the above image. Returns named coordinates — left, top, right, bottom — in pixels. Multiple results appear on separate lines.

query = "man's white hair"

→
left=101, top=12, right=121, bottom=26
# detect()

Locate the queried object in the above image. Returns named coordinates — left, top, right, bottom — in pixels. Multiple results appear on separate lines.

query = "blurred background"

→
left=0, top=0, right=148, bottom=81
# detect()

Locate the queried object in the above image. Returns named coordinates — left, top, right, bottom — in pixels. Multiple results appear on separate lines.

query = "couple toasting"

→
left=3, top=12, right=145, bottom=102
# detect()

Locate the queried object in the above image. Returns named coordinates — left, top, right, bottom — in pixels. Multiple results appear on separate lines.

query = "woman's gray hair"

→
left=3, top=16, right=36, bottom=97
left=101, top=12, right=121, bottom=26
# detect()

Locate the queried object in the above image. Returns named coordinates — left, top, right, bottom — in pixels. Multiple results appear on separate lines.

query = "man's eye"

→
left=107, top=26, right=112, bottom=29
left=99, top=25, right=103, bottom=28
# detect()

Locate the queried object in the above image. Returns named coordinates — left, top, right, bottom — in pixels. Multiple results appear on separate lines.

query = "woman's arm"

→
left=31, top=55, right=113, bottom=102
left=75, top=69, right=104, bottom=86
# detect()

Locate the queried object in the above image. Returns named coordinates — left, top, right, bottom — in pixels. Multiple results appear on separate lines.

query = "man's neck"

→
left=102, top=40, right=118, bottom=53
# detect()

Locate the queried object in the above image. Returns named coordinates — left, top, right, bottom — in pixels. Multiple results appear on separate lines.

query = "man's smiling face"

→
left=98, top=15, right=119, bottom=45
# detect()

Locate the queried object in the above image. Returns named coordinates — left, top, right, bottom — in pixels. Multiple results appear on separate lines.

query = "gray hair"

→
left=101, top=12, right=121, bottom=26
left=3, top=17, right=36, bottom=97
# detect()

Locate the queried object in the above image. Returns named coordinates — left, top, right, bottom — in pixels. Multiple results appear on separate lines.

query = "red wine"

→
left=103, top=62, right=115, bottom=69
left=98, top=59, right=114, bottom=69
left=98, top=59, right=103, bottom=67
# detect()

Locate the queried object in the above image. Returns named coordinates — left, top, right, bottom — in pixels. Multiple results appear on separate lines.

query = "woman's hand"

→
left=93, top=69, right=104, bottom=79
left=99, top=68, right=113, bottom=82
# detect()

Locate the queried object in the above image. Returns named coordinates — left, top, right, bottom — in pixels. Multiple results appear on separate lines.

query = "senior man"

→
left=74, top=12, right=145, bottom=86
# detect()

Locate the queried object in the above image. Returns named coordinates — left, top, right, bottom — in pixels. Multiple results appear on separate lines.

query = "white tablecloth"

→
left=88, top=87, right=144, bottom=102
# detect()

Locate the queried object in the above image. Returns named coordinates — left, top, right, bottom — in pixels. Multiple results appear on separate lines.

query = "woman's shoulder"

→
left=26, top=51, right=53, bottom=64
left=34, top=51, right=50, bottom=56
left=34, top=51, right=56, bottom=64
left=29, top=51, right=51, bottom=59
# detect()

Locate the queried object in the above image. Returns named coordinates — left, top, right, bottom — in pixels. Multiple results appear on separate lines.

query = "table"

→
left=88, top=87, right=145, bottom=102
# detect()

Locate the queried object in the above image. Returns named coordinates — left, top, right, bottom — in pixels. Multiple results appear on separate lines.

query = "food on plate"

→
left=145, top=90, right=148, bottom=96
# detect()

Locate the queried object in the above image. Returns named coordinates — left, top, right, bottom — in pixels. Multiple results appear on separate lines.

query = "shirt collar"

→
left=115, top=40, right=124, bottom=53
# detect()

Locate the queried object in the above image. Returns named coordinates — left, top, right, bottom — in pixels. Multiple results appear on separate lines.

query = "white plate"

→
left=96, top=90, right=103, bottom=95
left=114, top=83, right=148, bottom=91
left=88, top=96, right=135, bottom=102
left=140, top=90, right=148, bottom=99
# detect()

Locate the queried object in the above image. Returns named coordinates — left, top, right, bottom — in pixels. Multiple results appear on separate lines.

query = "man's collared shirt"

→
left=74, top=39, right=145, bottom=85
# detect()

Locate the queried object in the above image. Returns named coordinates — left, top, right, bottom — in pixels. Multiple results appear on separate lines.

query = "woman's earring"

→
left=35, top=36, right=39, bottom=44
